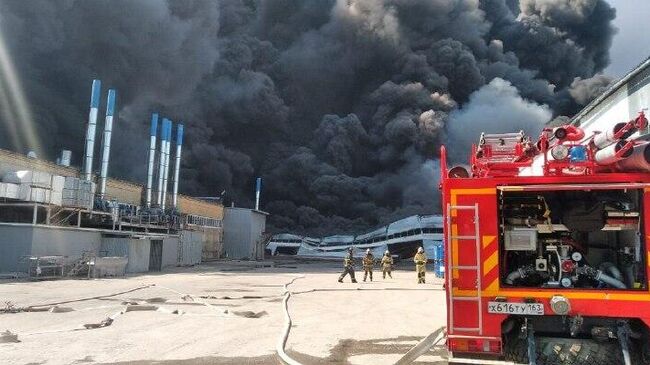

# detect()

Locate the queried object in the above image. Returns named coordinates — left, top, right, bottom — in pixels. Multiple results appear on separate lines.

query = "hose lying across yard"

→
left=2, top=284, right=156, bottom=313
left=274, top=279, right=445, bottom=365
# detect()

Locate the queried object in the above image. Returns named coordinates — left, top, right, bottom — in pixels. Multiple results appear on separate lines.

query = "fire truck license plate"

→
left=487, top=302, right=544, bottom=315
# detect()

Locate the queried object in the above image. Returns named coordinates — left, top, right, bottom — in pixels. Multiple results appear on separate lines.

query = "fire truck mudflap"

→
left=440, top=114, right=650, bottom=365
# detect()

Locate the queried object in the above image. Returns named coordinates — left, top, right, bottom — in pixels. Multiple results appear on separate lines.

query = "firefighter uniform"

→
left=338, top=250, right=357, bottom=283
left=381, top=252, right=393, bottom=279
left=414, top=249, right=427, bottom=284
left=363, top=251, right=375, bottom=282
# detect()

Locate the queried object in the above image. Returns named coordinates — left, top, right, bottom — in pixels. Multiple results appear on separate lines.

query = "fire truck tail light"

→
left=449, top=338, right=501, bottom=354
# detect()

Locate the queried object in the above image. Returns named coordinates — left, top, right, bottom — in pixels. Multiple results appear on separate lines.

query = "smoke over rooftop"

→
left=0, top=0, right=616, bottom=236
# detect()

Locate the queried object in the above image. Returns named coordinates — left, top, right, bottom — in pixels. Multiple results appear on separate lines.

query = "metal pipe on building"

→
left=255, top=177, right=262, bottom=211
left=146, top=113, right=159, bottom=208
left=83, top=79, right=102, bottom=181
left=98, top=89, right=116, bottom=199
left=161, top=119, right=172, bottom=211
left=172, top=123, right=184, bottom=209
left=156, top=118, right=169, bottom=207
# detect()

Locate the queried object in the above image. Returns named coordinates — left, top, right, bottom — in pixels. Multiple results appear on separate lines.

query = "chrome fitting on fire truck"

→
left=550, top=295, right=571, bottom=315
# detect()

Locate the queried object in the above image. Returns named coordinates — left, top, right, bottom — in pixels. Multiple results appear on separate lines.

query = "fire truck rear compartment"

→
left=498, top=188, right=646, bottom=290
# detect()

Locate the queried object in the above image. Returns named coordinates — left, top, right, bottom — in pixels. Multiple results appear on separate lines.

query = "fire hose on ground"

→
left=274, top=278, right=446, bottom=365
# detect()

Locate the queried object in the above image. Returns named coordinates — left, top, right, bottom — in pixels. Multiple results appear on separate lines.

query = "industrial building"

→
left=223, top=207, right=268, bottom=260
left=0, top=80, right=224, bottom=277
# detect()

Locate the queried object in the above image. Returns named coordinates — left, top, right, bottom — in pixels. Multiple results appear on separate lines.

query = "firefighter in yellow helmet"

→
left=362, top=248, right=375, bottom=282
left=414, top=247, right=427, bottom=284
left=338, top=247, right=357, bottom=283
left=381, top=250, right=393, bottom=279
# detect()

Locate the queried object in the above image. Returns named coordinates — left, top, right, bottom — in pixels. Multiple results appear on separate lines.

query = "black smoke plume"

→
left=0, top=0, right=616, bottom=235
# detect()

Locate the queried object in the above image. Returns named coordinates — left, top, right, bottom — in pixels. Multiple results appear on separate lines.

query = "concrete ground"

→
left=0, top=259, right=448, bottom=365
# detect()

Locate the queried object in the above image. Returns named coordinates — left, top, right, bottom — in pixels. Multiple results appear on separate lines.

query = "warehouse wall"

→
left=177, top=196, right=224, bottom=219
left=0, top=149, right=78, bottom=178
left=0, top=148, right=225, bottom=218
left=0, top=224, right=34, bottom=272
left=0, top=224, right=102, bottom=272
left=101, top=236, right=151, bottom=273
left=250, top=211, right=267, bottom=261
left=104, top=179, right=142, bottom=206
left=31, top=226, right=102, bottom=264
left=162, top=236, right=178, bottom=267
left=223, top=208, right=267, bottom=260
left=180, top=230, right=203, bottom=265
left=200, top=227, right=223, bottom=260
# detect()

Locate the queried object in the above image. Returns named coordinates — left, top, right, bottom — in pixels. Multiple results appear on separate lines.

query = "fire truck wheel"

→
left=504, top=336, right=641, bottom=365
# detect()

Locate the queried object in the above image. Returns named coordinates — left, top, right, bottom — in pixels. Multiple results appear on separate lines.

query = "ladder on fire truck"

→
left=446, top=203, right=483, bottom=335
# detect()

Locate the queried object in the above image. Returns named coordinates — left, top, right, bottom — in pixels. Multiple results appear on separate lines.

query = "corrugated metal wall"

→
left=0, top=225, right=33, bottom=272
left=101, top=237, right=151, bottom=273
left=0, top=225, right=103, bottom=272
left=200, top=227, right=223, bottom=260
left=104, top=179, right=142, bottom=206
left=180, top=230, right=203, bottom=265
left=31, top=227, right=102, bottom=264
left=177, top=196, right=224, bottom=219
left=223, top=208, right=267, bottom=260
left=162, top=237, right=178, bottom=267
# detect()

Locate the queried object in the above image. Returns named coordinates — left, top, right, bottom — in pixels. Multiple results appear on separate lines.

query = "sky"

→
left=605, top=0, right=650, bottom=77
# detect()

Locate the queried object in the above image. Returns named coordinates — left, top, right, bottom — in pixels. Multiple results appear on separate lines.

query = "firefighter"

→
left=414, top=247, right=427, bottom=284
left=338, top=247, right=357, bottom=283
left=362, top=249, right=374, bottom=282
left=381, top=250, right=393, bottom=279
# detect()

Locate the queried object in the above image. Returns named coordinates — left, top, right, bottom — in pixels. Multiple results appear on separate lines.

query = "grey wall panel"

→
left=100, top=237, right=129, bottom=257
left=0, top=225, right=33, bottom=272
left=31, top=226, right=101, bottom=265
left=223, top=208, right=267, bottom=260
left=180, top=230, right=202, bottom=265
left=161, top=237, right=178, bottom=267
left=101, top=237, right=150, bottom=273
left=223, top=208, right=250, bottom=259
left=126, top=239, right=151, bottom=273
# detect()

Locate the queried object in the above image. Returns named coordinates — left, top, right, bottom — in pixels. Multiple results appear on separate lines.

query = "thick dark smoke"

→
left=0, top=0, right=617, bottom=236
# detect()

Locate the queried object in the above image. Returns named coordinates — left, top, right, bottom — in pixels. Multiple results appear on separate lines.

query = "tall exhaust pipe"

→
left=161, top=119, right=173, bottom=211
left=157, top=118, right=170, bottom=207
left=98, top=89, right=116, bottom=199
left=255, top=177, right=261, bottom=211
left=83, top=79, right=101, bottom=181
left=146, top=113, right=159, bottom=208
left=172, top=123, right=184, bottom=209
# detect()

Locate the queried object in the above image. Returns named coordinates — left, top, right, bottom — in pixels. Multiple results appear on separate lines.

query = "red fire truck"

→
left=440, top=112, right=650, bottom=364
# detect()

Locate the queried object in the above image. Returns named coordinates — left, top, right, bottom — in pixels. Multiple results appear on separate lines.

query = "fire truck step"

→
left=452, top=327, right=481, bottom=332
left=452, top=296, right=480, bottom=301
left=449, top=205, right=477, bottom=210
left=450, top=265, right=479, bottom=270
left=450, top=235, right=478, bottom=240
